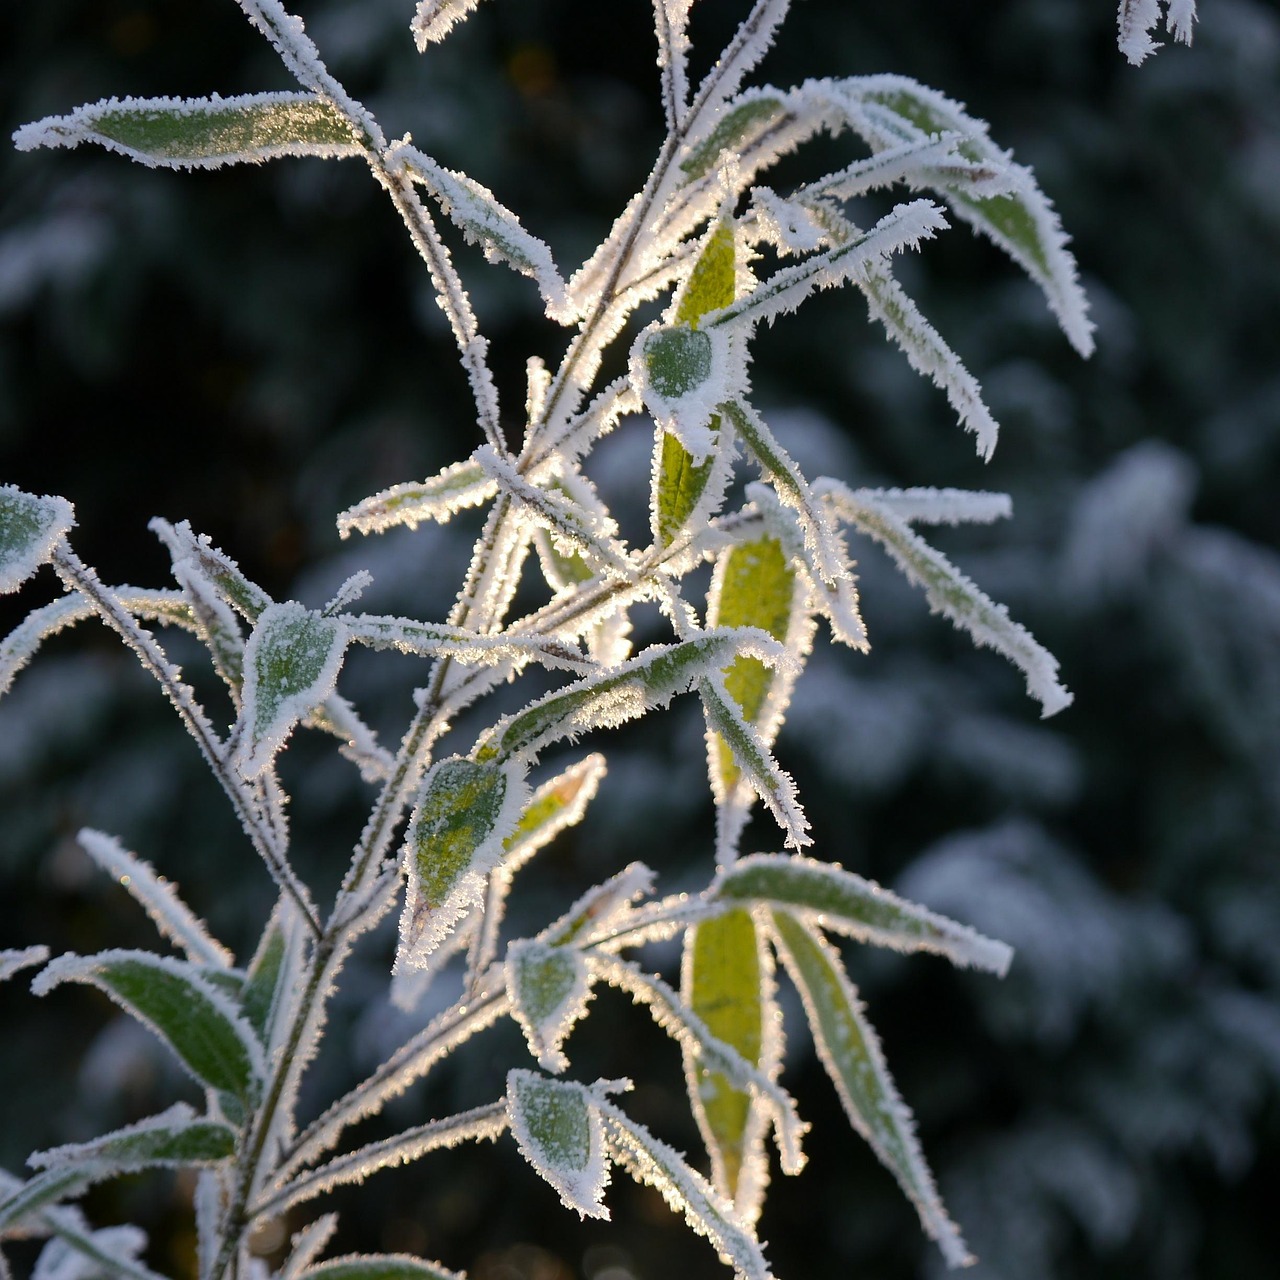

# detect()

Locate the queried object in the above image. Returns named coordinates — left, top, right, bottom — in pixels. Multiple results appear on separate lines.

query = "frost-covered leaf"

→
left=1, top=1107, right=234, bottom=1234
left=32, top=951, right=263, bottom=1104
left=241, top=899, right=307, bottom=1050
left=0, top=947, right=49, bottom=984
left=337, top=459, right=496, bottom=538
left=682, top=909, right=776, bottom=1222
left=699, top=674, right=809, bottom=849
left=478, top=629, right=786, bottom=765
left=857, top=263, right=1001, bottom=460
left=468, top=756, right=611, bottom=983
left=541, top=863, right=656, bottom=950
left=685, top=0, right=792, bottom=136
left=721, top=403, right=855, bottom=599
left=396, top=756, right=528, bottom=970
left=344, top=612, right=589, bottom=674
left=599, top=1097, right=774, bottom=1280
left=171, top=560, right=246, bottom=696
left=300, top=1256, right=464, bottom=1280
left=412, top=0, right=488, bottom=50
left=29, top=1104, right=236, bottom=1174
left=13, top=94, right=361, bottom=170
left=678, top=92, right=791, bottom=183
left=651, top=220, right=738, bottom=546
left=714, top=854, right=1013, bottom=974
left=769, top=910, right=972, bottom=1269
left=707, top=199, right=948, bottom=338
left=77, top=830, right=233, bottom=970
left=705, top=534, right=812, bottom=855
left=830, top=76, right=1093, bottom=355
left=476, top=447, right=633, bottom=578
left=506, top=1071, right=610, bottom=1220
left=234, top=602, right=350, bottom=778
left=820, top=479, right=1072, bottom=716
left=851, top=486, right=1011, bottom=527
left=399, top=145, right=569, bottom=318
left=149, top=520, right=272, bottom=622
left=29, top=1222, right=152, bottom=1280
left=1118, top=0, right=1197, bottom=64
left=506, top=939, right=595, bottom=1073
left=0, top=486, right=74, bottom=595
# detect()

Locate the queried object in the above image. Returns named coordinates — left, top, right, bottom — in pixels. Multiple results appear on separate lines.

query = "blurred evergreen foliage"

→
left=2, top=2, right=1278, bottom=1278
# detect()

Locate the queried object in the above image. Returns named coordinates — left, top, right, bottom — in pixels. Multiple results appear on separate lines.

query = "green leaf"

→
left=30, top=1104, right=236, bottom=1173
left=337, top=458, right=495, bottom=538
left=14, top=93, right=362, bottom=169
left=302, top=1257, right=463, bottom=1280
left=1, top=1105, right=236, bottom=1233
left=479, top=630, right=782, bottom=765
left=506, top=939, right=594, bottom=1072
left=713, top=853, right=1012, bottom=973
left=682, top=910, right=771, bottom=1219
left=32, top=951, right=263, bottom=1102
left=599, top=1100, right=773, bottom=1280
left=653, top=430, right=718, bottom=548
left=506, top=1071, right=610, bottom=1219
left=676, top=223, right=737, bottom=326
left=707, top=536, right=801, bottom=796
left=680, top=94, right=788, bottom=181
left=644, top=326, right=714, bottom=401
left=836, top=77, right=1093, bottom=356
left=769, top=911, right=971, bottom=1268
left=235, top=602, right=350, bottom=778
left=0, top=485, right=74, bottom=595
left=397, top=757, right=526, bottom=969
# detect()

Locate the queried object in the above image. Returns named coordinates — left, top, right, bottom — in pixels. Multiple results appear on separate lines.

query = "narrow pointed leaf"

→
left=599, top=1099, right=774, bottom=1280
left=506, top=940, right=595, bottom=1073
left=234, top=602, right=349, bottom=778
left=412, top=0, right=489, bottom=49
left=149, top=520, right=272, bottom=622
left=14, top=93, right=362, bottom=169
left=679, top=92, right=791, bottom=182
left=682, top=910, right=775, bottom=1220
left=301, top=1257, right=464, bottom=1280
left=78, top=830, right=233, bottom=969
left=820, top=480, right=1072, bottom=715
left=0, top=1170, right=93, bottom=1234
left=713, top=853, right=1012, bottom=974
left=651, top=220, right=738, bottom=546
left=831, top=75, right=1093, bottom=355
left=478, top=630, right=786, bottom=765
left=541, top=862, right=656, bottom=949
left=399, top=146, right=569, bottom=318
left=506, top=1071, right=610, bottom=1220
left=29, top=1104, right=236, bottom=1174
left=0, top=947, right=49, bottom=984
left=396, top=757, right=528, bottom=970
left=769, top=910, right=971, bottom=1268
left=337, top=459, right=495, bottom=538
left=32, top=951, right=263, bottom=1102
left=0, top=486, right=74, bottom=595
left=278, top=1216, right=339, bottom=1280
left=699, top=673, right=809, bottom=849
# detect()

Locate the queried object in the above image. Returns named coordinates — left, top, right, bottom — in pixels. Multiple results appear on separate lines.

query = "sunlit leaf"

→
left=14, top=93, right=361, bottom=169
left=396, top=757, right=528, bottom=970
left=713, top=853, right=1012, bottom=973
left=769, top=911, right=972, bottom=1268
left=506, top=939, right=595, bottom=1073
left=506, top=1071, right=610, bottom=1220
left=32, top=951, right=264, bottom=1104
left=234, top=602, right=350, bottom=778
left=0, top=486, right=74, bottom=596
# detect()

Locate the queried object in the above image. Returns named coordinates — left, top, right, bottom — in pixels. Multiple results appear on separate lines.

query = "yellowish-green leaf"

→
left=682, top=909, right=771, bottom=1222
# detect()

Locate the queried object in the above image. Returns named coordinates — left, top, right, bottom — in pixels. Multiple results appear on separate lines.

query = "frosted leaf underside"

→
left=0, top=486, right=74, bottom=595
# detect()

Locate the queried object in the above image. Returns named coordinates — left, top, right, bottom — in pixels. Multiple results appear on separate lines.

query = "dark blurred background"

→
left=2, top=1, right=1279, bottom=1278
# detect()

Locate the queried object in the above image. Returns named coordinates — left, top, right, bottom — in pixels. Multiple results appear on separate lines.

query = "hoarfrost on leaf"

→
left=412, top=0, right=489, bottom=50
left=234, top=602, right=350, bottom=779
left=0, top=486, right=74, bottom=595
left=506, top=1071, right=611, bottom=1220
left=13, top=94, right=362, bottom=170
left=506, top=939, right=595, bottom=1073
left=396, top=756, right=527, bottom=971
left=769, top=911, right=973, bottom=1269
